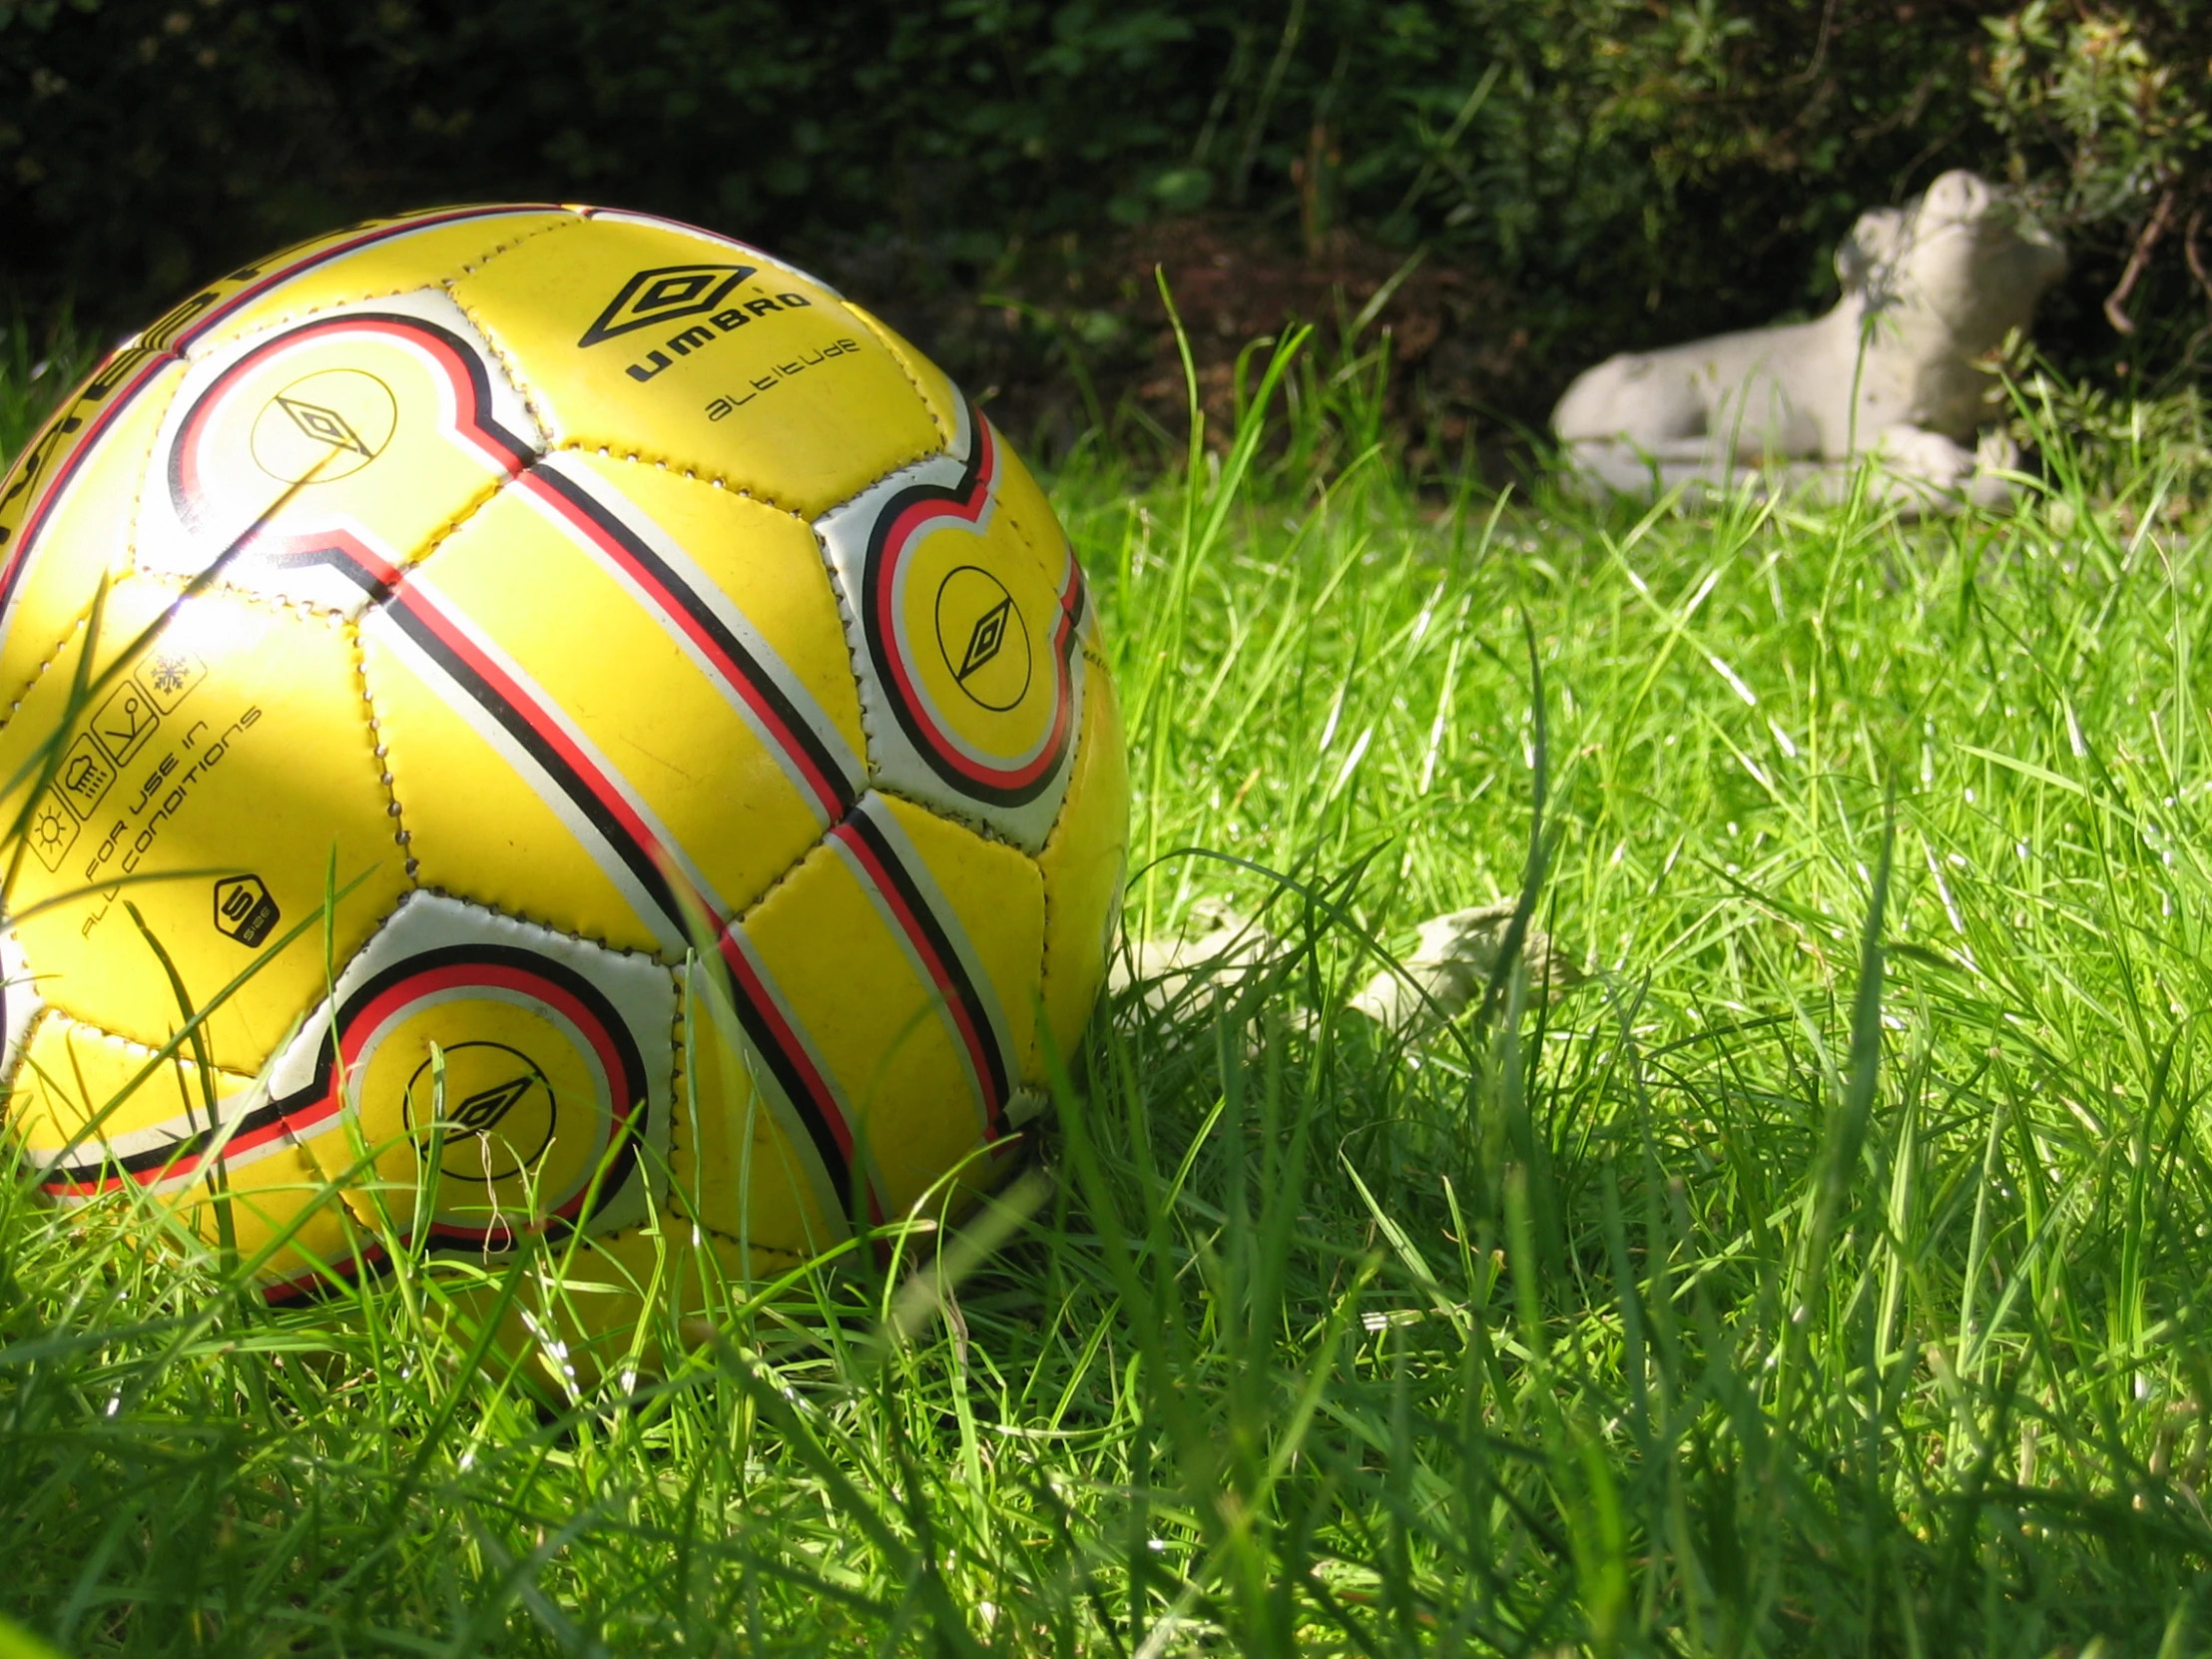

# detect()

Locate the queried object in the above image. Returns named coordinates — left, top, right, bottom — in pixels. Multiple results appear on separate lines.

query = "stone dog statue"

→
left=1552, top=170, right=2066, bottom=511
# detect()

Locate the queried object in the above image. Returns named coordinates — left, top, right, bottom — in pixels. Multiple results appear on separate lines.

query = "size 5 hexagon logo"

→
left=213, top=873, right=280, bottom=946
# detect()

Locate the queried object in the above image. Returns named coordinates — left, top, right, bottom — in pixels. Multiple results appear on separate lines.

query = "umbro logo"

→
left=275, top=394, right=372, bottom=457
left=933, top=566, right=1031, bottom=713
left=578, top=264, right=756, bottom=347
left=957, top=597, right=1013, bottom=682
left=452, top=1075, right=536, bottom=1133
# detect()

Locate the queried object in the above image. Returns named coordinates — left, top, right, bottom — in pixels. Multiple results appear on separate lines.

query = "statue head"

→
left=1834, top=171, right=2066, bottom=348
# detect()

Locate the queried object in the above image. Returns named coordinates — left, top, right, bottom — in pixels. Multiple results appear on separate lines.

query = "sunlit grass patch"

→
left=4, top=326, right=2212, bottom=1654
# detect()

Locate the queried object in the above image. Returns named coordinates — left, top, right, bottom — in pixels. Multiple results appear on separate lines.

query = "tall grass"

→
left=4, top=317, right=2212, bottom=1655
left=0, top=318, right=92, bottom=464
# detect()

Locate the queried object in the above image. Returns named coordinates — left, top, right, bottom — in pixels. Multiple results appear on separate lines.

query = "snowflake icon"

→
left=140, top=646, right=205, bottom=711
left=149, top=652, right=193, bottom=696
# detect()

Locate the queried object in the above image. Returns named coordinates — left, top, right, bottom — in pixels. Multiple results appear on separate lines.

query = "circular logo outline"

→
left=400, top=1039, right=560, bottom=1184
left=859, top=419, right=1084, bottom=808
left=249, top=367, right=398, bottom=484
left=933, top=564, right=1032, bottom=712
left=323, top=944, right=648, bottom=1250
left=166, top=311, right=537, bottom=538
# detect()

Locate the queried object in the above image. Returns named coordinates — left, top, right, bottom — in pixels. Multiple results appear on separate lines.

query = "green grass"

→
left=6, top=319, right=2212, bottom=1656
left=0, top=320, right=92, bottom=466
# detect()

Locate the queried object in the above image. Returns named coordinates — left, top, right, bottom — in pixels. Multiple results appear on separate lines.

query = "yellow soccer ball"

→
left=0, top=205, right=1127, bottom=1366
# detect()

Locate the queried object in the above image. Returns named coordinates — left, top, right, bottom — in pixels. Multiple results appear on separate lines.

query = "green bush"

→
left=0, top=0, right=2205, bottom=400
left=1982, top=2, right=2211, bottom=368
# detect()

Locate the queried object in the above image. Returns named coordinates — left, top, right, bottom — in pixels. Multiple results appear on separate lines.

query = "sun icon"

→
left=29, top=802, right=72, bottom=866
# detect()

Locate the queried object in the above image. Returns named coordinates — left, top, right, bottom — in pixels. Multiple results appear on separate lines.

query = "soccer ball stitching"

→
left=0, top=205, right=1127, bottom=1364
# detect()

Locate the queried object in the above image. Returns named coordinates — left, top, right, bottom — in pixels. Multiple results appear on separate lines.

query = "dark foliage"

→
left=0, top=0, right=2203, bottom=431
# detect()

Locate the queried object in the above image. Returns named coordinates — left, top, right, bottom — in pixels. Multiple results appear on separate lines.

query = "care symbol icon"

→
left=56, top=735, right=116, bottom=817
left=142, top=644, right=206, bottom=712
left=92, top=679, right=159, bottom=765
left=27, top=802, right=76, bottom=872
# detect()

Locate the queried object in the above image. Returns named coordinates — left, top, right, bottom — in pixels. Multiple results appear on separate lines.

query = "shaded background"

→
left=3, top=0, right=2206, bottom=458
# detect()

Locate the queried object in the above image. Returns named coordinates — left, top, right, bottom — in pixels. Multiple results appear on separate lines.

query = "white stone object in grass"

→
left=1112, top=897, right=1584, bottom=1040
left=1344, top=900, right=1585, bottom=1036
left=1551, top=170, right=2066, bottom=514
left=1112, top=896, right=1278, bottom=1018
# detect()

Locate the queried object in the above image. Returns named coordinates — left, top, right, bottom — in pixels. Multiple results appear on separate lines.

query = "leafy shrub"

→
left=1982, top=2, right=2211, bottom=366
left=0, top=0, right=2205, bottom=420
